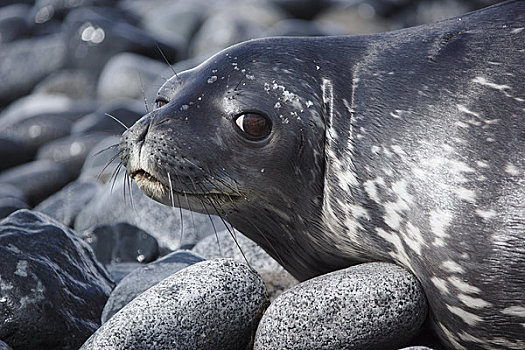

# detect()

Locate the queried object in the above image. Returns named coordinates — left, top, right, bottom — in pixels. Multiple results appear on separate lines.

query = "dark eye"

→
left=154, top=97, right=169, bottom=109
left=234, top=112, right=272, bottom=140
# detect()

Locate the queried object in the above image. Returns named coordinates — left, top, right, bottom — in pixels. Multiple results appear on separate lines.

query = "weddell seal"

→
left=118, top=1, right=524, bottom=349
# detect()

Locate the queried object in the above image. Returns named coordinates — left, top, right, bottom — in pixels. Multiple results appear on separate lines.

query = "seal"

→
left=119, top=1, right=524, bottom=349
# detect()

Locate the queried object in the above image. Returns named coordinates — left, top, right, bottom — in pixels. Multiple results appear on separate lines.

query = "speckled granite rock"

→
left=0, top=209, right=114, bottom=350
left=81, top=258, right=269, bottom=350
left=101, top=250, right=205, bottom=322
left=254, top=262, right=428, bottom=350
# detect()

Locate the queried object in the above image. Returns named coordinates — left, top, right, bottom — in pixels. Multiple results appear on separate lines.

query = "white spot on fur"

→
left=473, top=76, right=510, bottom=92
left=475, top=209, right=497, bottom=219
left=511, top=27, right=524, bottom=34
left=439, top=323, right=468, bottom=350
left=441, top=260, right=465, bottom=274
left=391, top=145, right=406, bottom=156
left=502, top=306, right=525, bottom=318
left=454, top=187, right=477, bottom=203
left=458, top=294, right=492, bottom=309
left=431, top=276, right=450, bottom=294
left=457, top=104, right=479, bottom=117
left=430, top=209, right=452, bottom=247
left=505, top=163, right=520, bottom=176
left=448, top=276, right=481, bottom=294
left=447, top=305, right=483, bottom=326
left=475, top=161, right=489, bottom=168
left=376, top=228, right=413, bottom=271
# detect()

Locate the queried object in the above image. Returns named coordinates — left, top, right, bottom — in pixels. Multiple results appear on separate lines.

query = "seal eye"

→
left=154, top=97, right=169, bottom=109
left=234, top=113, right=272, bottom=140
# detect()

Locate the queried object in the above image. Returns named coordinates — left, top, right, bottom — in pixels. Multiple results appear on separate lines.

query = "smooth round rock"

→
left=33, top=69, right=98, bottom=99
left=33, top=178, right=100, bottom=226
left=81, top=259, right=269, bottom=350
left=36, top=132, right=111, bottom=179
left=0, top=209, right=114, bottom=350
left=0, top=4, right=31, bottom=44
left=80, top=222, right=159, bottom=265
left=74, top=176, right=226, bottom=250
left=254, top=262, right=427, bottom=350
left=0, top=135, right=32, bottom=171
left=0, top=33, right=67, bottom=105
left=0, top=196, right=29, bottom=220
left=101, top=250, right=205, bottom=323
left=0, top=160, right=71, bottom=206
left=104, top=261, right=142, bottom=284
left=192, top=229, right=298, bottom=300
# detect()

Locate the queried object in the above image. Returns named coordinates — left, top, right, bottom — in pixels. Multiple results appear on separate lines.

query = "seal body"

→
left=119, top=1, right=525, bottom=349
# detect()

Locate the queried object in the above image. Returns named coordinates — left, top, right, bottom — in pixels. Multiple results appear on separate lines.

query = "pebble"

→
left=33, top=178, right=100, bottom=226
left=80, top=222, right=159, bottom=265
left=0, top=209, right=114, bottom=350
left=0, top=160, right=71, bottom=206
left=33, top=69, right=98, bottom=99
left=192, top=229, right=298, bottom=300
left=101, top=250, right=205, bottom=322
left=0, top=135, right=32, bottom=172
left=254, top=262, right=428, bottom=350
left=81, top=259, right=269, bottom=350
left=74, top=176, right=226, bottom=250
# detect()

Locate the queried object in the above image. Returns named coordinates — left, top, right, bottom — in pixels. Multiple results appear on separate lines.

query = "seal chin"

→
left=131, top=169, right=169, bottom=202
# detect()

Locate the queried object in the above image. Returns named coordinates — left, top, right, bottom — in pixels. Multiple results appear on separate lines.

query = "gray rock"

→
left=33, top=178, right=100, bottom=226
left=0, top=135, right=32, bottom=171
left=0, top=340, right=13, bottom=350
left=80, top=222, right=159, bottom=265
left=81, top=258, right=269, bottom=350
left=105, top=261, right=142, bottom=284
left=0, top=209, right=114, bottom=350
left=36, top=132, right=111, bottom=179
left=0, top=34, right=67, bottom=104
left=0, top=4, right=31, bottom=44
left=315, top=4, right=393, bottom=35
left=192, top=229, right=298, bottom=300
left=0, top=197, right=29, bottom=220
left=101, top=250, right=205, bottom=323
left=97, top=52, right=167, bottom=103
left=80, top=135, right=121, bottom=184
left=254, top=262, right=427, bottom=350
left=74, top=176, right=226, bottom=250
left=398, top=347, right=435, bottom=350
left=0, top=160, right=71, bottom=206
left=33, top=69, right=98, bottom=99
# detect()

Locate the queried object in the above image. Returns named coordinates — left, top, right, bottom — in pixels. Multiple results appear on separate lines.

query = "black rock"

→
left=33, top=178, right=100, bottom=226
left=63, top=7, right=179, bottom=75
left=0, top=209, right=114, bottom=350
left=0, top=135, right=33, bottom=172
left=0, top=4, right=31, bottom=43
left=0, top=34, right=67, bottom=106
left=33, top=69, right=98, bottom=99
left=36, top=132, right=111, bottom=179
left=81, top=222, right=159, bottom=265
left=0, top=197, right=29, bottom=220
left=0, top=160, right=71, bottom=206
left=101, top=250, right=205, bottom=323
left=71, top=99, right=144, bottom=135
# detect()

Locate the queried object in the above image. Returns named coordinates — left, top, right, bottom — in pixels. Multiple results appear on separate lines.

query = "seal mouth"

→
left=130, top=169, right=243, bottom=204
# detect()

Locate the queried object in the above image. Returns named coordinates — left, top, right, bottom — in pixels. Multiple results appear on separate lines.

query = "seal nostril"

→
left=137, top=122, right=150, bottom=142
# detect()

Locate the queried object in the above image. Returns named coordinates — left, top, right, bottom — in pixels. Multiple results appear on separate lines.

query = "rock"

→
left=71, top=99, right=144, bottom=135
left=33, top=178, right=100, bottom=226
left=33, top=69, right=98, bottom=99
left=192, top=229, right=298, bottom=300
left=315, top=3, right=393, bottom=35
left=63, top=7, right=179, bottom=75
left=80, top=222, right=159, bottom=265
left=268, top=18, right=343, bottom=37
left=0, top=4, right=31, bottom=44
left=80, top=135, right=121, bottom=183
left=0, top=160, right=71, bottom=206
left=0, top=94, right=96, bottom=130
left=74, top=176, right=226, bottom=250
left=270, top=0, right=325, bottom=19
left=81, top=259, right=269, bottom=350
left=0, top=135, right=32, bottom=172
left=0, top=197, right=29, bottom=220
left=105, top=261, right=142, bottom=284
left=0, top=183, right=26, bottom=201
left=0, top=33, right=67, bottom=105
left=254, top=262, right=427, bottom=350
left=101, top=250, right=205, bottom=323
left=97, top=52, right=167, bottom=103
left=0, top=209, right=114, bottom=350
left=399, top=347, right=435, bottom=350
left=36, top=132, right=111, bottom=179
left=30, top=0, right=117, bottom=24
left=189, top=3, right=284, bottom=58
left=0, top=340, right=13, bottom=350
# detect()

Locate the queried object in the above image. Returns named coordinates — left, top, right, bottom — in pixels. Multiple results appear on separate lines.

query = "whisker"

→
left=105, top=113, right=129, bottom=130
left=137, top=72, right=150, bottom=114
left=96, top=150, right=122, bottom=182
left=168, top=172, right=185, bottom=244
left=155, top=42, right=180, bottom=83
left=92, top=143, right=119, bottom=157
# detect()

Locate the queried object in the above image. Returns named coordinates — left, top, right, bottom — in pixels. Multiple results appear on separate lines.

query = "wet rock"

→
left=0, top=340, right=13, bottom=350
left=0, top=4, right=31, bottom=44
left=74, top=176, right=226, bottom=250
left=0, top=34, right=67, bottom=105
left=33, top=69, right=98, bottom=99
left=71, top=99, right=144, bottom=135
left=193, top=229, right=298, bottom=300
left=254, top=262, right=428, bottom=350
left=81, top=259, right=269, bottom=350
left=0, top=135, right=32, bottom=172
left=33, top=178, right=100, bottom=226
left=80, top=222, right=159, bottom=265
left=63, top=7, right=179, bottom=75
left=36, top=132, right=111, bottom=179
left=0, top=197, right=29, bottom=220
left=101, top=250, right=205, bottom=323
left=0, top=160, right=71, bottom=206
left=0, top=209, right=114, bottom=350
left=80, top=135, right=121, bottom=183
left=97, top=52, right=167, bottom=103
left=105, top=261, right=142, bottom=284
